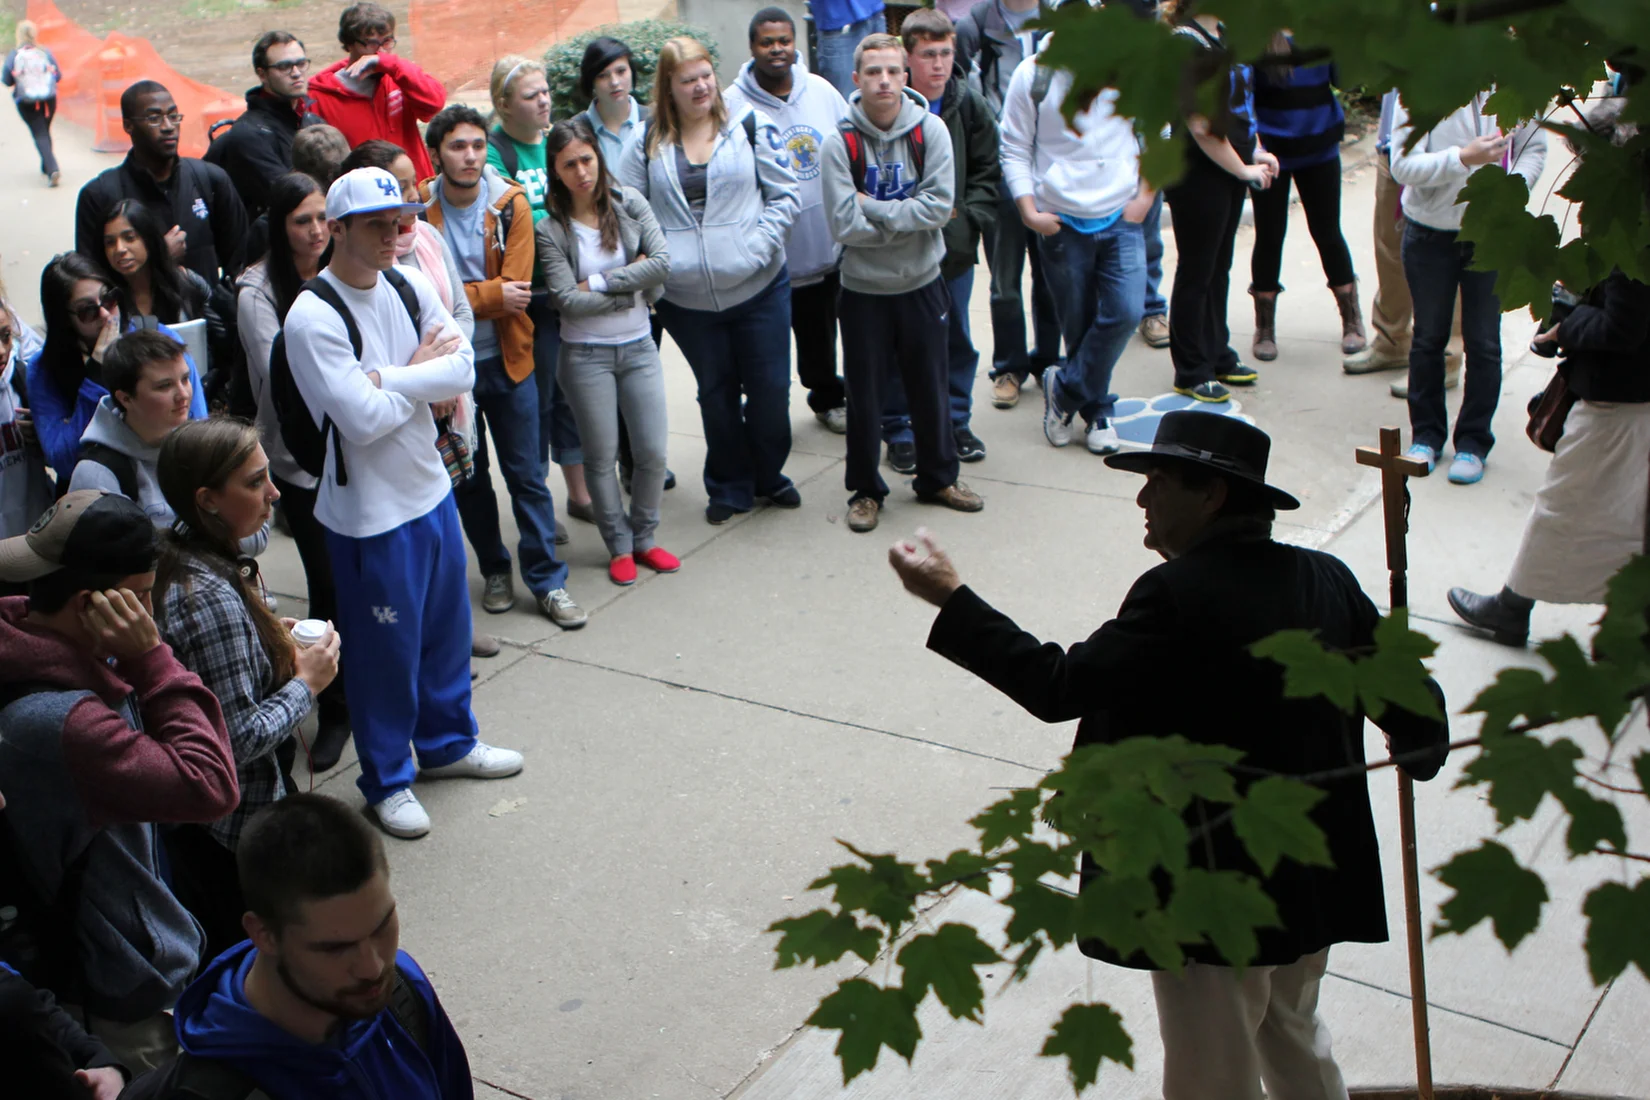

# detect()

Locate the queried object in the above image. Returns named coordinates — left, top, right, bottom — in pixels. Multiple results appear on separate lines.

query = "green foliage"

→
left=1433, top=840, right=1550, bottom=950
left=1250, top=607, right=1440, bottom=721
left=542, top=20, right=720, bottom=121
left=776, top=553, right=1650, bottom=1092
left=1041, top=1004, right=1134, bottom=1091
left=1024, top=0, right=1650, bottom=313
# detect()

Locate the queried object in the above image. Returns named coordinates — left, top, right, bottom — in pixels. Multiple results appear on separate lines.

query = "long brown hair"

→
left=548, top=117, right=622, bottom=253
left=155, top=418, right=297, bottom=686
left=647, top=36, right=726, bottom=159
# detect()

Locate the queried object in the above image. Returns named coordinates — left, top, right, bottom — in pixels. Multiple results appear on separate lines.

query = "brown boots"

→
left=1333, top=282, right=1367, bottom=355
left=1251, top=290, right=1279, bottom=361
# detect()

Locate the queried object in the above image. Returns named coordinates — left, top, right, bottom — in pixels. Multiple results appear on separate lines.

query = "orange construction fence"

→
left=28, top=0, right=241, bottom=159
left=408, top=0, right=619, bottom=91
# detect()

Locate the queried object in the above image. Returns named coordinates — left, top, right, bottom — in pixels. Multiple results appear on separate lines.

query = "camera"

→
left=1529, top=283, right=1582, bottom=358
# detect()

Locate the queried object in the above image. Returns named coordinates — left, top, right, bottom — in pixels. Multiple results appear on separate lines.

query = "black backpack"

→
left=268, top=269, right=420, bottom=487
left=119, top=963, right=432, bottom=1100
left=76, top=442, right=140, bottom=499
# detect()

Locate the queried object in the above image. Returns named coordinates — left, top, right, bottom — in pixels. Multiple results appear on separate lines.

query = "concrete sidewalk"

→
left=2, top=99, right=1643, bottom=1099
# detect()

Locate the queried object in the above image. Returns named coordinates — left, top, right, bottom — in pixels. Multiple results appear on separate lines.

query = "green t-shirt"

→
left=488, top=128, right=551, bottom=284
left=487, top=129, right=551, bottom=223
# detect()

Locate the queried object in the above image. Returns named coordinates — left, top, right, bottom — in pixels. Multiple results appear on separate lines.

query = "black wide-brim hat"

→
left=1103, top=410, right=1301, bottom=511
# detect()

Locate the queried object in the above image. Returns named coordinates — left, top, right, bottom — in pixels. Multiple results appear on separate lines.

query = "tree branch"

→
left=1432, top=0, right=1566, bottom=22
left=1579, top=772, right=1646, bottom=797
left=1590, top=847, right=1650, bottom=865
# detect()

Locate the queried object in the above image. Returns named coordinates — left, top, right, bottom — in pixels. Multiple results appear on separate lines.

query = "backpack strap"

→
left=909, top=119, right=926, bottom=182
left=381, top=267, right=423, bottom=337
left=487, top=128, right=519, bottom=181
left=294, top=277, right=360, bottom=489
left=77, top=442, right=140, bottom=500
left=742, top=110, right=758, bottom=148
left=387, top=962, right=431, bottom=1050
left=838, top=119, right=866, bottom=193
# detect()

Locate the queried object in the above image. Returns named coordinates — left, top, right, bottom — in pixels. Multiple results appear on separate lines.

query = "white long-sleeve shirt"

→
left=998, top=53, right=1140, bottom=221
left=283, top=266, right=474, bottom=539
left=1389, top=92, right=1548, bottom=231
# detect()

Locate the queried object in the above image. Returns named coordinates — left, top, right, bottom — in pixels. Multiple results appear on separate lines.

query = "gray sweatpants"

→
left=556, top=336, right=669, bottom=556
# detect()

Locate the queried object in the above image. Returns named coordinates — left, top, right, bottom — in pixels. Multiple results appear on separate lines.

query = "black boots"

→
left=1447, top=585, right=1534, bottom=647
left=1251, top=290, right=1279, bottom=361
left=309, top=694, right=353, bottom=773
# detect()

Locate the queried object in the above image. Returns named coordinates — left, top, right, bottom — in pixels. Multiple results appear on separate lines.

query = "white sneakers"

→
left=373, top=790, right=432, bottom=838
left=1086, top=421, right=1120, bottom=455
left=370, top=742, right=525, bottom=840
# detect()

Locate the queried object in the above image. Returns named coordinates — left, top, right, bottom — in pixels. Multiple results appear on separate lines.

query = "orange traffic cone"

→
left=92, top=42, right=135, bottom=154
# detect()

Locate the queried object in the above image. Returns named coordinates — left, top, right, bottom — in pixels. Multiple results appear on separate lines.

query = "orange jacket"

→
left=417, top=171, right=536, bottom=382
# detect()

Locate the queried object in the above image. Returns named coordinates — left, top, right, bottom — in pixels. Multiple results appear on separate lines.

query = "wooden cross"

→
left=1355, top=425, right=1435, bottom=1100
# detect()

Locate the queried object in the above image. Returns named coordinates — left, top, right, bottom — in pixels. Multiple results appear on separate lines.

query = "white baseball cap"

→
left=325, top=167, right=425, bottom=221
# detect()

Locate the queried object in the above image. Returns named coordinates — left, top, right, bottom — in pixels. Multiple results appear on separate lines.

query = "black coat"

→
left=927, top=528, right=1450, bottom=969
left=203, top=89, right=316, bottom=220
left=1556, top=270, right=1650, bottom=404
left=0, top=963, right=125, bottom=1096
left=75, top=154, right=248, bottom=283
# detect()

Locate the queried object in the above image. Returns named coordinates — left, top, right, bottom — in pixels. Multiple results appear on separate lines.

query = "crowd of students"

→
left=0, top=0, right=1644, bottom=1095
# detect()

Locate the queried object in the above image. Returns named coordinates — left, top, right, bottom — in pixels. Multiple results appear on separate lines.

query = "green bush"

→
left=544, top=20, right=721, bottom=122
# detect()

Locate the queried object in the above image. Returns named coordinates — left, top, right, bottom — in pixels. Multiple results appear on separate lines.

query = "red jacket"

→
left=309, top=52, right=446, bottom=179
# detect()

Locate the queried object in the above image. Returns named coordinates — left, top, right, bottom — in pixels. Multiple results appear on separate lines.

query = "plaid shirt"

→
left=160, top=558, right=312, bottom=850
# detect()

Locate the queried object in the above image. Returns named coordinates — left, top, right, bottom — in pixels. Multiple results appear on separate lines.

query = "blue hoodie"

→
left=170, top=941, right=474, bottom=1099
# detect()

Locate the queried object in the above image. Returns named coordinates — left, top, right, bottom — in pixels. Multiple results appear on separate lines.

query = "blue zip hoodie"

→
left=170, top=941, right=474, bottom=1099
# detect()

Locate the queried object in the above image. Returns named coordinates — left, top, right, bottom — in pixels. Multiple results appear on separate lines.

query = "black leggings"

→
left=1165, top=163, right=1247, bottom=388
left=162, top=824, right=248, bottom=964
left=271, top=474, right=346, bottom=721
left=1249, top=153, right=1356, bottom=293
left=15, top=96, right=57, bottom=177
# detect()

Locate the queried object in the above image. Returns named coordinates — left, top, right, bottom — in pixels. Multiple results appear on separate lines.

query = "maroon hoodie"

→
left=0, top=595, right=236, bottom=828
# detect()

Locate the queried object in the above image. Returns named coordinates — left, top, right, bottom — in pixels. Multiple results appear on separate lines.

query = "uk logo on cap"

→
left=325, top=167, right=425, bottom=222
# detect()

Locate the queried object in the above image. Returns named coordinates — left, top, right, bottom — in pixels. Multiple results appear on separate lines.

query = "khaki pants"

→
left=1151, top=948, right=1349, bottom=1100
left=1371, top=152, right=1463, bottom=359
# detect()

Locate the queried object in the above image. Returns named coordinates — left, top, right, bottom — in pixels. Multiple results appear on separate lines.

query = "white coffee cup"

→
left=291, top=619, right=328, bottom=649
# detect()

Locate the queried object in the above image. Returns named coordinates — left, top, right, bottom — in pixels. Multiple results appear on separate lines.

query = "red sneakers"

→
left=608, top=554, right=637, bottom=586
left=635, top=547, right=681, bottom=573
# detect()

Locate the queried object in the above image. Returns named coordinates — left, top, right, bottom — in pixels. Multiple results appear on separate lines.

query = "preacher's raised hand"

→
left=888, top=528, right=963, bottom=608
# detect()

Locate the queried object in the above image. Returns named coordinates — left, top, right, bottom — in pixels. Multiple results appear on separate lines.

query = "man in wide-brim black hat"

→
left=888, top=410, right=1452, bottom=1099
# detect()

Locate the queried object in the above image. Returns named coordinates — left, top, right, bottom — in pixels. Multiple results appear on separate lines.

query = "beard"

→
left=275, top=955, right=395, bottom=1023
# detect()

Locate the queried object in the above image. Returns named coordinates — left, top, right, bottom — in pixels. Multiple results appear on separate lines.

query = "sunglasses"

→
left=70, top=289, right=120, bottom=324
left=265, top=57, right=311, bottom=74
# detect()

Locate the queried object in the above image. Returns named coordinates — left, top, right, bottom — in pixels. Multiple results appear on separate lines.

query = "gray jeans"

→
left=556, top=336, right=669, bottom=555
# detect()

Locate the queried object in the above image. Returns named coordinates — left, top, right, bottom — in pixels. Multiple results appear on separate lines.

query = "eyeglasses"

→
left=356, top=35, right=395, bottom=50
left=265, top=57, right=311, bottom=74
left=130, top=109, right=185, bottom=128
left=70, top=289, right=121, bottom=324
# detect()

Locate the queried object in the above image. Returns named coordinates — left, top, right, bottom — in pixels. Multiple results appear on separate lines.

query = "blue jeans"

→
left=814, top=11, right=885, bottom=99
left=1040, top=220, right=1146, bottom=424
left=454, top=356, right=569, bottom=596
left=984, top=189, right=1063, bottom=381
left=1400, top=219, right=1502, bottom=458
left=1143, top=191, right=1167, bottom=317
left=882, top=269, right=977, bottom=444
left=324, top=494, right=477, bottom=806
left=656, top=272, right=796, bottom=511
left=531, top=295, right=583, bottom=468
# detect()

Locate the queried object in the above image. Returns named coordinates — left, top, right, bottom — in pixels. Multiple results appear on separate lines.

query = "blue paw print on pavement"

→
left=1112, top=393, right=1255, bottom=448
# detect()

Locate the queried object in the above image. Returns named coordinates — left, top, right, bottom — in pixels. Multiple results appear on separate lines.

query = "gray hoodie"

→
left=723, top=61, right=851, bottom=286
left=821, top=88, right=956, bottom=295
left=68, top=395, right=169, bottom=528
left=617, top=104, right=800, bottom=313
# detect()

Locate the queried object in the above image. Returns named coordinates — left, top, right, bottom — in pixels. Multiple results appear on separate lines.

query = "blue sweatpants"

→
left=323, top=493, right=479, bottom=806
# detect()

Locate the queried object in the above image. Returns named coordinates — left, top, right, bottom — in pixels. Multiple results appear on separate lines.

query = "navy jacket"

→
left=928, top=528, right=1450, bottom=969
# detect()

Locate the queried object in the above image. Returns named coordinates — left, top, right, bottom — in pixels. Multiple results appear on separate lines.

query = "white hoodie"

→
left=998, top=49, right=1141, bottom=221
left=1389, top=92, right=1548, bottom=231
left=724, top=61, right=851, bottom=286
